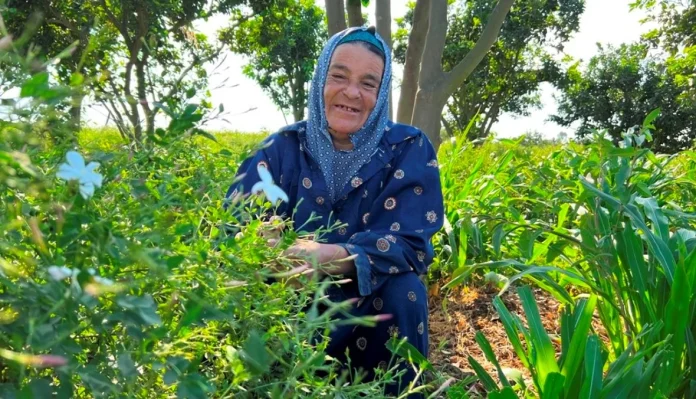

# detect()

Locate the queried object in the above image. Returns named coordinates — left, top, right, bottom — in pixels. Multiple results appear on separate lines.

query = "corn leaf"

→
left=579, top=335, right=602, bottom=399
left=468, top=355, right=498, bottom=392
left=518, top=286, right=560, bottom=389
left=474, top=331, right=511, bottom=387
left=561, top=296, right=597, bottom=395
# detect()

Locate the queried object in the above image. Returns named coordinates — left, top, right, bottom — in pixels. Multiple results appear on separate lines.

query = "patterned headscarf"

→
left=305, top=26, right=392, bottom=203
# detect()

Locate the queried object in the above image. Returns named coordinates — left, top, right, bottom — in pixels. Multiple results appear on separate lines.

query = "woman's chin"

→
left=328, top=122, right=359, bottom=137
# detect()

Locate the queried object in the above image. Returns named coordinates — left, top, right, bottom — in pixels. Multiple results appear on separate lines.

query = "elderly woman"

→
left=226, top=26, right=444, bottom=395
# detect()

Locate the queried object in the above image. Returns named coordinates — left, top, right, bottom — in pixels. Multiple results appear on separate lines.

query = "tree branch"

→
left=442, top=0, right=515, bottom=93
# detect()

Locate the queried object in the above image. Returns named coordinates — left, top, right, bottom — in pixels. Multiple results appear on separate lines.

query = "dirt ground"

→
left=426, top=283, right=562, bottom=394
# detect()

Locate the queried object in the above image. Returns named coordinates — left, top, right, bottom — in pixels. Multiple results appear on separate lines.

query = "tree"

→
left=1, top=1, right=119, bottom=131
left=220, top=0, right=326, bottom=122
left=2, top=0, right=278, bottom=143
left=394, top=0, right=583, bottom=140
left=634, top=0, right=695, bottom=110
left=551, top=43, right=696, bottom=153
left=327, top=0, right=515, bottom=149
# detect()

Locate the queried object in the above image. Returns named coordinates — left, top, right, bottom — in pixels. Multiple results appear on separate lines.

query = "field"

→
left=2, top=122, right=696, bottom=398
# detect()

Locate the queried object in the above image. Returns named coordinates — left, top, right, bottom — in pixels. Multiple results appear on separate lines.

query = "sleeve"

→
left=223, top=134, right=287, bottom=233
left=338, top=133, right=444, bottom=297
left=224, top=134, right=281, bottom=207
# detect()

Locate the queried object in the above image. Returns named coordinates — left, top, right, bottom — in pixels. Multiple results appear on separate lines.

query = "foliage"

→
left=0, top=0, right=279, bottom=143
left=219, top=0, right=325, bottom=122
left=551, top=42, right=696, bottom=153
left=437, top=113, right=696, bottom=396
left=393, top=0, right=584, bottom=140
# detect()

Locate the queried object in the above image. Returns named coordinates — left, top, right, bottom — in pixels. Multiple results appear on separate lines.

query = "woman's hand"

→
left=283, top=240, right=356, bottom=277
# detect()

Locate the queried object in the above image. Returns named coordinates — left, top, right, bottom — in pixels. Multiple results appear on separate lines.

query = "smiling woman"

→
left=225, top=26, right=444, bottom=398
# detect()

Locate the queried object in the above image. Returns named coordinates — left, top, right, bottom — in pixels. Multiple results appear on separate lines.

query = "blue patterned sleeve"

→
left=340, top=133, right=444, bottom=297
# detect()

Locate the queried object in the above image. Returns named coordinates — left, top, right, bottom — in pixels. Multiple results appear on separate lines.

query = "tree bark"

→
left=375, top=0, right=393, bottom=118
left=346, top=0, right=363, bottom=27
left=325, top=0, right=347, bottom=36
left=395, top=0, right=430, bottom=124
left=409, top=0, right=515, bottom=149
left=69, top=93, right=84, bottom=132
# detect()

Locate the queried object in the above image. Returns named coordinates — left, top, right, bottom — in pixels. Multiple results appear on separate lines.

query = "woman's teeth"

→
left=336, top=105, right=359, bottom=113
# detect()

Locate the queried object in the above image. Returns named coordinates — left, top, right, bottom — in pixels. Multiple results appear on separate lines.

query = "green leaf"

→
left=23, top=379, right=52, bottom=398
left=177, top=373, right=214, bottom=398
left=386, top=337, right=433, bottom=371
left=518, top=286, right=560, bottom=389
left=178, top=301, right=203, bottom=329
left=361, top=0, right=370, bottom=7
left=116, top=295, right=162, bottom=326
left=660, top=259, right=690, bottom=391
left=474, top=331, right=510, bottom=386
left=78, top=365, right=117, bottom=395
left=492, top=296, right=530, bottom=369
left=643, top=108, right=661, bottom=128
left=467, top=355, right=498, bottom=392
left=20, top=72, right=49, bottom=98
left=488, top=387, right=518, bottom=399
left=580, top=336, right=603, bottom=399
left=240, top=331, right=270, bottom=375
left=542, top=372, right=565, bottom=399
left=560, top=296, right=597, bottom=394
left=117, top=354, right=137, bottom=381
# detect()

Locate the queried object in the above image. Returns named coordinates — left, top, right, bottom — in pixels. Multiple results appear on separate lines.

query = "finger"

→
left=266, top=238, right=279, bottom=248
left=271, top=263, right=311, bottom=278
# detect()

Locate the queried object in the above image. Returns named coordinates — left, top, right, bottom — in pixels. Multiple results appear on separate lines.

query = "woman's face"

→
left=324, top=43, right=385, bottom=143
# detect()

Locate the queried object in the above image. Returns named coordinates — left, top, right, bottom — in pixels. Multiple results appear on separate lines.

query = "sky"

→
left=81, top=0, right=653, bottom=139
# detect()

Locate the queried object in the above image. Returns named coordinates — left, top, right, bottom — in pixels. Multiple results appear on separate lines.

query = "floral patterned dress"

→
left=226, top=120, right=444, bottom=396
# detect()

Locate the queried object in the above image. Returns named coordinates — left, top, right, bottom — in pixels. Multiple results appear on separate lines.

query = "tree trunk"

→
left=69, top=93, right=83, bottom=132
left=396, top=0, right=430, bottom=124
left=375, top=0, right=393, bottom=118
left=136, top=57, right=155, bottom=137
left=346, top=0, right=363, bottom=27
left=123, top=60, right=143, bottom=142
left=406, top=0, right=514, bottom=149
left=325, top=0, right=347, bottom=36
left=411, top=88, right=447, bottom=149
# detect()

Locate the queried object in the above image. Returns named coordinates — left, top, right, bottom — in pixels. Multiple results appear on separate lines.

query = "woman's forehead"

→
left=328, top=44, right=385, bottom=76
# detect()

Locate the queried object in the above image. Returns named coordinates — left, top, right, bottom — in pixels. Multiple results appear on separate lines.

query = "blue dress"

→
left=226, top=121, right=444, bottom=396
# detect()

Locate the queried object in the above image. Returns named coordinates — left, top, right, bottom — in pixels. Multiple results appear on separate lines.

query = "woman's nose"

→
left=342, top=83, right=360, bottom=99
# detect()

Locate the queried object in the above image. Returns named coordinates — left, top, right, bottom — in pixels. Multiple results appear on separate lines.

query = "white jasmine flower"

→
left=251, top=164, right=288, bottom=204
left=57, top=151, right=103, bottom=199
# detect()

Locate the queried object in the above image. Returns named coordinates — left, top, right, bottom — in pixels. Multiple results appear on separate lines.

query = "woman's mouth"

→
left=334, top=104, right=360, bottom=114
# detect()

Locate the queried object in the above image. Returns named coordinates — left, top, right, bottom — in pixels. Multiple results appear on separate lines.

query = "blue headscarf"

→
left=305, top=27, right=392, bottom=203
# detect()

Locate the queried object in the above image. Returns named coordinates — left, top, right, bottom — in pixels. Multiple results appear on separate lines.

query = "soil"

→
left=427, top=283, right=563, bottom=395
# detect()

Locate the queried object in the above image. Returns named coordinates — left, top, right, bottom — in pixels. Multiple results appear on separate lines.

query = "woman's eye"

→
left=332, top=74, right=345, bottom=80
left=363, top=82, right=377, bottom=89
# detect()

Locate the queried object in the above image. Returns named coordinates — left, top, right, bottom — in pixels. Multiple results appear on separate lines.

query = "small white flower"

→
left=47, top=266, right=73, bottom=281
left=57, top=151, right=103, bottom=199
left=251, top=164, right=288, bottom=204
